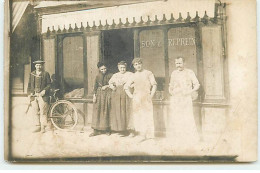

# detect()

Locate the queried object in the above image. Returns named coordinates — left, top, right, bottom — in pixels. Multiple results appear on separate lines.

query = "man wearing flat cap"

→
left=27, top=60, right=51, bottom=133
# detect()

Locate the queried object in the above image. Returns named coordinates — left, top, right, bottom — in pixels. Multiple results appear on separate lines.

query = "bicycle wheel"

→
left=50, top=100, right=78, bottom=131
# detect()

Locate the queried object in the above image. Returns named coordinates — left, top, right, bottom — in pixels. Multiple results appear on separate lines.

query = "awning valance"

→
left=40, top=0, right=216, bottom=33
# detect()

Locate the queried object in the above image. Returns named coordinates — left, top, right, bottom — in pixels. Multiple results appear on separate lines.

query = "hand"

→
left=110, top=85, right=116, bottom=91
left=27, top=94, right=33, bottom=101
left=169, top=87, right=174, bottom=96
left=128, top=94, right=133, bottom=99
left=40, top=90, right=46, bottom=97
left=93, top=95, right=97, bottom=103
left=102, top=86, right=108, bottom=90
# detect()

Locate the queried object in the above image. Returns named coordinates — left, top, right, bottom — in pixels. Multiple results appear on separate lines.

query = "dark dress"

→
left=109, top=72, right=133, bottom=132
left=91, top=72, right=113, bottom=131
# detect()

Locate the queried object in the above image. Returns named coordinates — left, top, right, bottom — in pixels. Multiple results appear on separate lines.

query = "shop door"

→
left=102, top=29, right=134, bottom=73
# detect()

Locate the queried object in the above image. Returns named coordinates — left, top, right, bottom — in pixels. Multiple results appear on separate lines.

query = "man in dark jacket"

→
left=27, top=60, right=51, bottom=133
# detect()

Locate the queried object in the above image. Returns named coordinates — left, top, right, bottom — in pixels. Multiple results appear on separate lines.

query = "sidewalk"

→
left=10, top=97, right=241, bottom=161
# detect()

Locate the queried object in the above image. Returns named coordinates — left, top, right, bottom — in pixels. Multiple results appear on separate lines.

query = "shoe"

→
left=45, top=124, right=52, bottom=131
left=32, top=127, right=41, bottom=133
left=119, top=131, right=129, bottom=137
left=45, top=126, right=52, bottom=132
left=129, top=132, right=136, bottom=137
left=89, top=132, right=100, bottom=137
left=40, top=125, right=46, bottom=133
left=40, top=128, right=46, bottom=133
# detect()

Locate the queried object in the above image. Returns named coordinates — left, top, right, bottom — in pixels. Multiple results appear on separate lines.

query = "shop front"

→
left=36, top=0, right=228, bottom=137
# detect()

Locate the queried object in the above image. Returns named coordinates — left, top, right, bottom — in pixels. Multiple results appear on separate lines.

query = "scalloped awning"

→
left=40, top=0, right=216, bottom=33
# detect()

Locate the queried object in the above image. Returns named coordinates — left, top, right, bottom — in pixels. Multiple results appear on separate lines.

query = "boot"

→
left=89, top=130, right=100, bottom=137
left=40, top=125, right=46, bottom=133
left=106, top=131, right=111, bottom=136
left=32, top=126, right=41, bottom=133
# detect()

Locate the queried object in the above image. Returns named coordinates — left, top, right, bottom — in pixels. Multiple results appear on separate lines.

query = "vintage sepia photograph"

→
left=4, top=0, right=257, bottom=163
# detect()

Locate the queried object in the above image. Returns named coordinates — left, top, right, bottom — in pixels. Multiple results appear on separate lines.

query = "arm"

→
left=93, top=76, right=98, bottom=95
left=108, top=74, right=116, bottom=90
left=125, top=88, right=133, bottom=99
left=102, top=85, right=110, bottom=90
left=27, top=74, right=32, bottom=95
left=124, top=76, right=134, bottom=99
left=92, top=76, right=98, bottom=103
left=150, top=84, right=157, bottom=98
left=191, top=72, right=200, bottom=92
left=183, top=71, right=200, bottom=96
left=43, top=72, right=51, bottom=91
left=148, top=72, right=157, bottom=98
left=102, top=73, right=113, bottom=90
left=40, top=72, right=51, bottom=97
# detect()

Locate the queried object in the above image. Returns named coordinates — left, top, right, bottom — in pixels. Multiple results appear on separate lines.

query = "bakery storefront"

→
left=35, top=0, right=228, bottom=137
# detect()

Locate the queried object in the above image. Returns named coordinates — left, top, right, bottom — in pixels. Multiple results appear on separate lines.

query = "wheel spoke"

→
left=50, top=101, right=78, bottom=130
left=54, top=104, right=64, bottom=115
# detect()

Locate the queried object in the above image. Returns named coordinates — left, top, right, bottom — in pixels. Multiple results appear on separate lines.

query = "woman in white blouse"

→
left=109, top=61, right=133, bottom=136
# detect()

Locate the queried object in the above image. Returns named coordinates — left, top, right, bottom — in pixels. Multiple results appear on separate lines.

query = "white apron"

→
left=168, top=69, right=200, bottom=146
left=129, top=70, right=157, bottom=138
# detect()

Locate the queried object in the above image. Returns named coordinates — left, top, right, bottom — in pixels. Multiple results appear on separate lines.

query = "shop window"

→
left=62, top=36, right=84, bottom=98
left=138, top=27, right=199, bottom=100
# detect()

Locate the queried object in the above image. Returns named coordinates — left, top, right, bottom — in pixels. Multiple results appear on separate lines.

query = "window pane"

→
left=139, top=29, right=165, bottom=92
left=140, top=29, right=165, bottom=77
left=168, top=27, right=197, bottom=76
left=63, top=36, right=84, bottom=98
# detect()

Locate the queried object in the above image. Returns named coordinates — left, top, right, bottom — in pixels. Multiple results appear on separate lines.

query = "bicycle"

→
left=26, top=89, right=79, bottom=131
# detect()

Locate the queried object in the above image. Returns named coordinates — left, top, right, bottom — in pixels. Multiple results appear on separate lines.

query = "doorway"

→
left=103, top=29, right=134, bottom=73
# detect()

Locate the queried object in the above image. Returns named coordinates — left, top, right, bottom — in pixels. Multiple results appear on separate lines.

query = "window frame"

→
left=56, top=32, right=88, bottom=99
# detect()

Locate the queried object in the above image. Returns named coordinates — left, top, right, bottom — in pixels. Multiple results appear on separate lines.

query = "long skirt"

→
left=132, top=92, right=154, bottom=138
left=110, top=85, right=132, bottom=131
left=92, top=87, right=111, bottom=131
left=167, top=95, right=199, bottom=146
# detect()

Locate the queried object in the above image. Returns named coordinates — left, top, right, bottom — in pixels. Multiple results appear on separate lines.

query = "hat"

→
left=33, top=60, right=45, bottom=64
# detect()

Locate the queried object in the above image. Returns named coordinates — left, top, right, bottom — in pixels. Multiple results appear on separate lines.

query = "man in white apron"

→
left=168, top=57, right=200, bottom=147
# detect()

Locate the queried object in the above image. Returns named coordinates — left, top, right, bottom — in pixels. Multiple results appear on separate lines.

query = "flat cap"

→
left=33, top=60, right=45, bottom=64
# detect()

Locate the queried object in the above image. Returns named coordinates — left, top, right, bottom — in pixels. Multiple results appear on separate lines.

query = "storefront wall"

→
left=41, top=20, right=228, bottom=139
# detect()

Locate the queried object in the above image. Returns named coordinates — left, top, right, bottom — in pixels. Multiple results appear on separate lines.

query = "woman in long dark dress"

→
left=109, top=61, right=133, bottom=136
left=89, top=62, right=113, bottom=137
